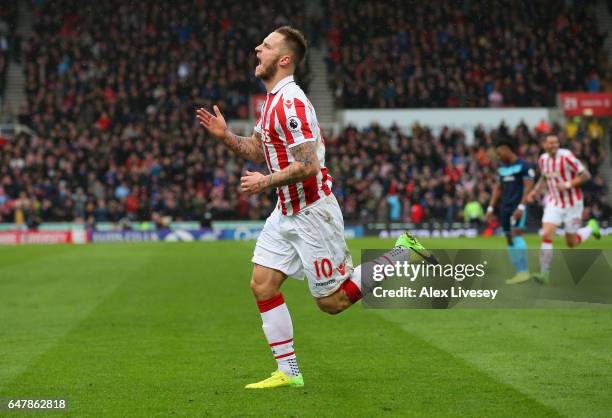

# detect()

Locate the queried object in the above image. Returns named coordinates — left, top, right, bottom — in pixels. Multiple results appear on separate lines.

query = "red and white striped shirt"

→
left=538, top=148, right=585, bottom=208
left=254, top=75, right=332, bottom=216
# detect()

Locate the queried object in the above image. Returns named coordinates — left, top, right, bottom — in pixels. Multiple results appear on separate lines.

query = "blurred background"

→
left=0, top=0, right=611, bottom=241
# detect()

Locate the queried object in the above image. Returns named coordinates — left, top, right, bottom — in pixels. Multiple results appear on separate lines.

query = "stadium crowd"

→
left=323, top=0, right=607, bottom=108
left=1, top=118, right=609, bottom=227
left=21, top=0, right=307, bottom=124
left=0, top=1, right=18, bottom=104
left=1, top=0, right=307, bottom=226
left=0, top=0, right=610, bottom=228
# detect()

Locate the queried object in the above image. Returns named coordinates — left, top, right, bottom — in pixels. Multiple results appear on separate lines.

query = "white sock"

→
left=257, top=293, right=300, bottom=377
left=576, top=226, right=592, bottom=244
left=540, top=241, right=553, bottom=273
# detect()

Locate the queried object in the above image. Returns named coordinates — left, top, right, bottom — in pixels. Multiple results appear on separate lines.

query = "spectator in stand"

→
left=410, top=202, right=425, bottom=224
left=387, top=192, right=401, bottom=221
left=464, top=195, right=484, bottom=224
left=587, top=72, right=602, bottom=92
left=587, top=119, right=604, bottom=141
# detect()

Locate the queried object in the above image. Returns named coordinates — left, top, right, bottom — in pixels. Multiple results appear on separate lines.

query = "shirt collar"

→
left=270, top=75, right=295, bottom=95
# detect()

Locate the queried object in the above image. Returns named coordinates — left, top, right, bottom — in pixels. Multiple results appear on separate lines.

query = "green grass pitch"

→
left=1, top=235, right=611, bottom=417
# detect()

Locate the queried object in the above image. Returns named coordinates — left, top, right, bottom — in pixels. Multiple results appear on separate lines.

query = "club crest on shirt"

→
left=284, top=99, right=293, bottom=108
left=287, top=116, right=301, bottom=133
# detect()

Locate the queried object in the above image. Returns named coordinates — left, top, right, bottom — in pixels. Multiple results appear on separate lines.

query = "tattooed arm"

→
left=269, top=141, right=320, bottom=187
left=222, top=130, right=265, bottom=163
left=240, top=141, right=320, bottom=195
left=196, top=105, right=265, bottom=163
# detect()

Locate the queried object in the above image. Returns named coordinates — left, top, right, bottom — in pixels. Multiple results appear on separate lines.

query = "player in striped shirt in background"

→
left=196, top=27, right=436, bottom=389
left=527, top=134, right=601, bottom=284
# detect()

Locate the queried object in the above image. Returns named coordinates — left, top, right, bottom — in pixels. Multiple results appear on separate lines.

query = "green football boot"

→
left=395, top=232, right=439, bottom=265
left=531, top=271, right=550, bottom=285
left=506, top=271, right=531, bottom=285
left=588, top=219, right=601, bottom=240
left=245, top=370, right=304, bottom=389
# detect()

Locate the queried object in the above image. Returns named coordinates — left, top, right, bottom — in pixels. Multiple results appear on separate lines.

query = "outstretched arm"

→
left=223, top=130, right=266, bottom=163
left=196, top=106, right=265, bottom=163
left=240, top=141, right=320, bottom=195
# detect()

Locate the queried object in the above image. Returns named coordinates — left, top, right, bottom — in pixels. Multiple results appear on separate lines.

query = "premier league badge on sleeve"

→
left=287, top=116, right=302, bottom=133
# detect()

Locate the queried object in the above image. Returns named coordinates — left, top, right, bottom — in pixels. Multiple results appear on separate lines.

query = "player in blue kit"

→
left=485, top=138, right=535, bottom=284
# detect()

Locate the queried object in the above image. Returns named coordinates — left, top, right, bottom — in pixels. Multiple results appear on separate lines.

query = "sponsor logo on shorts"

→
left=315, top=278, right=336, bottom=287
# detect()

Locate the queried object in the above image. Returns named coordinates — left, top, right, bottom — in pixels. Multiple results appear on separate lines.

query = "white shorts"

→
left=542, top=202, right=584, bottom=233
left=252, top=194, right=354, bottom=298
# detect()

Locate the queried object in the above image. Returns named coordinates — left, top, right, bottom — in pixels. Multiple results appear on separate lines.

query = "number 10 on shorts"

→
left=314, top=258, right=333, bottom=279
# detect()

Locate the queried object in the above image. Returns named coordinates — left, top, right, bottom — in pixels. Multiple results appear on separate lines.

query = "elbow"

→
left=306, top=162, right=320, bottom=178
left=577, top=170, right=591, bottom=184
left=298, top=162, right=320, bottom=179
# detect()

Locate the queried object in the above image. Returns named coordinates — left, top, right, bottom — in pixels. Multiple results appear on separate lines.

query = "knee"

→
left=566, top=237, right=578, bottom=248
left=318, top=304, right=343, bottom=315
left=249, top=278, right=261, bottom=296
left=541, top=225, right=555, bottom=242
left=317, top=303, right=344, bottom=315
left=250, top=277, right=277, bottom=300
left=316, top=294, right=351, bottom=315
left=249, top=265, right=286, bottom=301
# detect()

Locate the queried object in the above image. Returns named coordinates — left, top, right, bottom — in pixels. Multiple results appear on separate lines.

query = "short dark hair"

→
left=544, top=133, right=558, bottom=141
left=495, top=137, right=518, bottom=153
left=275, top=26, right=308, bottom=67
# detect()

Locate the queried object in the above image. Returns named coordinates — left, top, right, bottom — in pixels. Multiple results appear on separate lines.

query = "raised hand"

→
left=196, top=105, right=227, bottom=139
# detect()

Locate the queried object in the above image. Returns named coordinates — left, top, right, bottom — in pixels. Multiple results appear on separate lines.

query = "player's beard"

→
left=257, top=56, right=280, bottom=81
